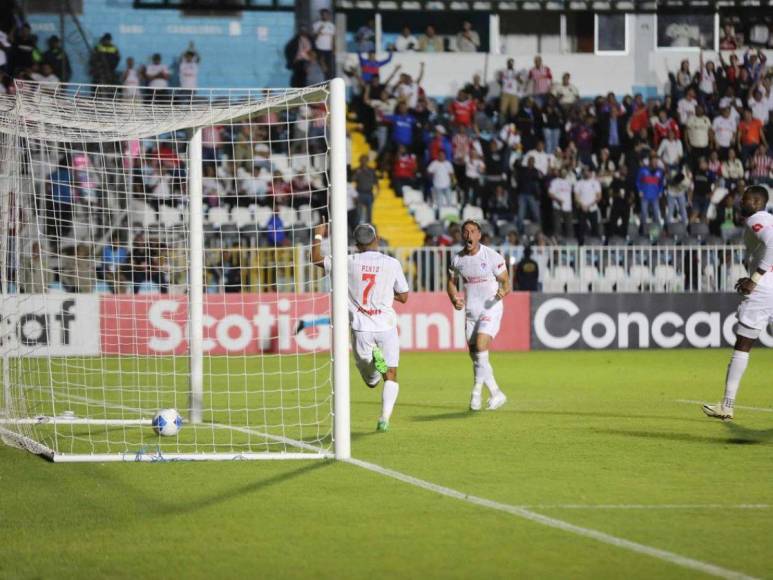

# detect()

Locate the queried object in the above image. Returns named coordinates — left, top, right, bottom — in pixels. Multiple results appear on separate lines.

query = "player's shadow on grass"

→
left=597, top=428, right=771, bottom=445
left=160, top=460, right=333, bottom=515
left=519, top=409, right=707, bottom=423
left=721, top=422, right=773, bottom=443
left=411, top=410, right=478, bottom=422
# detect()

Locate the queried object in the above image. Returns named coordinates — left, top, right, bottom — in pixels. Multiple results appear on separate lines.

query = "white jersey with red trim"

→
left=450, top=244, right=507, bottom=319
left=744, top=210, right=773, bottom=289
left=325, top=251, right=409, bottom=332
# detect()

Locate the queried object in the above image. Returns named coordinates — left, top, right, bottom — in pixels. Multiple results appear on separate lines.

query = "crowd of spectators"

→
left=349, top=44, right=773, bottom=246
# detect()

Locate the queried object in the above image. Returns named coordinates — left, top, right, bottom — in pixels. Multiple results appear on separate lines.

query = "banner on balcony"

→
left=530, top=293, right=770, bottom=350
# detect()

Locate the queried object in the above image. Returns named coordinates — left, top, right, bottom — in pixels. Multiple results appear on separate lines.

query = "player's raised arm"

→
left=310, top=223, right=328, bottom=269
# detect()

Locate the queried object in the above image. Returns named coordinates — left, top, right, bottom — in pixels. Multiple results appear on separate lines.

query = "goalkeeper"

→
left=311, top=222, right=409, bottom=432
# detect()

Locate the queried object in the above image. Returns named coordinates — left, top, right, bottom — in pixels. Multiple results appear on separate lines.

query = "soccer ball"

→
left=152, top=408, right=183, bottom=437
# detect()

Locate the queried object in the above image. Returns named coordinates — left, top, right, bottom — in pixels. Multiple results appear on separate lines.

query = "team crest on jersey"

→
left=752, top=223, right=764, bottom=233
left=480, top=262, right=487, bottom=271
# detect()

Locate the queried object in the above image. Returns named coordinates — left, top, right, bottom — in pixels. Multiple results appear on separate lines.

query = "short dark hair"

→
left=461, top=219, right=481, bottom=232
left=744, top=185, right=769, bottom=204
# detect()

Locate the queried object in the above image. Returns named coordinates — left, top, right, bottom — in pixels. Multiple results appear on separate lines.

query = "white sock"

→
left=473, top=351, right=487, bottom=385
left=476, top=351, right=501, bottom=396
left=723, top=350, right=750, bottom=408
left=380, top=380, right=399, bottom=421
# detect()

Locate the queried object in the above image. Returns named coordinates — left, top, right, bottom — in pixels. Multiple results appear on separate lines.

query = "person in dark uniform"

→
left=514, top=245, right=539, bottom=291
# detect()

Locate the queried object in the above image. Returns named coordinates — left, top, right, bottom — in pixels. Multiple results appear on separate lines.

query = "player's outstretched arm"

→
left=310, top=223, right=328, bottom=269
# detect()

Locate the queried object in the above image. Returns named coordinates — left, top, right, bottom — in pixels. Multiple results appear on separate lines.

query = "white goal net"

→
left=0, top=80, right=350, bottom=462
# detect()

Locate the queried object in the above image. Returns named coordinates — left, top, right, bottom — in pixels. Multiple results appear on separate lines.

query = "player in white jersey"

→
left=447, top=220, right=510, bottom=411
left=704, top=186, right=773, bottom=420
left=312, top=223, right=409, bottom=431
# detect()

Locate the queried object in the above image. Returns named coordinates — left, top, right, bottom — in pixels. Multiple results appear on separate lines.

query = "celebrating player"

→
left=311, top=222, right=409, bottom=432
left=704, top=185, right=773, bottom=420
left=447, top=220, right=510, bottom=411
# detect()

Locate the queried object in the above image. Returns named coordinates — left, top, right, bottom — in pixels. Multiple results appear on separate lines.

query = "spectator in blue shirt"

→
left=358, top=49, right=393, bottom=84
left=383, top=102, right=417, bottom=150
left=266, top=212, right=287, bottom=246
left=636, top=154, right=665, bottom=233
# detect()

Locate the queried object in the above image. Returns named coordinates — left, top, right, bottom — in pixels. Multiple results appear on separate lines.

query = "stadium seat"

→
left=543, top=265, right=578, bottom=293
left=524, top=223, right=542, bottom=239
left=231, top=207, right=253, bottom=228
left=462, top=205, right=485, bottom=222
left=402, top=188, right=424, bottom=207
left=414, top=206, right=436, bottom=228
left=666, top=222, right=687, bottom=239
left=598, top=265, right=627, bottom=292
left=577, top=263, right=601, bottom=292
left=279, top=205, right=299, bottom=227
left=438, top=205, right=460, bottom=222
left=653, top=264, right=684, bottom=292
left=207, top=206, right=230, bottom=227
left=254, top=206, right=273, bottom=228
left=296, top=204, right=319, bottom=228
left=159, top=206, right=183, bottom=228
left=688, top=222, right=710, bottom=238
left=726, top=264, right=748, bottom=291
left=129, top=199, right=157, bottom=228
left=625, top=264, right=653, bottom=292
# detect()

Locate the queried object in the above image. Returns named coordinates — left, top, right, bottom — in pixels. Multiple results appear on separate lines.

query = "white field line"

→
left=519, top=504, right=769, bottom=510
left=676, top=399, right=773, bottom=413
left=346, top=458, right=758, bottom=580
left=47, top=392, right=327, bottom=455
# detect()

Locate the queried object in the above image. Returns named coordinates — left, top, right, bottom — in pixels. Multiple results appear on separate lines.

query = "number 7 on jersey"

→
left=362, top=273, right=376, bottom=304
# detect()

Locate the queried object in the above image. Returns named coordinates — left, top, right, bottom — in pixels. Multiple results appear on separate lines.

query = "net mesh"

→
left=0, top=82, right=336, bottom=459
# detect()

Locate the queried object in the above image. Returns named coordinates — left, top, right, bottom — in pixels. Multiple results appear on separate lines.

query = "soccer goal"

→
left=0, top=80, right=350, bottom=462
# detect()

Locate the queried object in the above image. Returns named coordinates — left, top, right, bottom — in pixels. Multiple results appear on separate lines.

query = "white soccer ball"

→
left=152, top=408, right=183, bottom=437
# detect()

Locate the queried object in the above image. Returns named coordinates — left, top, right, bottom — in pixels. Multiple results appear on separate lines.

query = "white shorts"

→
left=351, top=327, right=400, bottom=371
left=737, top=285, right=773, bottom=336
left=465, top=310, right=503, bottom=343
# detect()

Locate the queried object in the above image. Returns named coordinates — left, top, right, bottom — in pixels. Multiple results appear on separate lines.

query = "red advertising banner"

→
left=100, top=292, right=531, bottom=355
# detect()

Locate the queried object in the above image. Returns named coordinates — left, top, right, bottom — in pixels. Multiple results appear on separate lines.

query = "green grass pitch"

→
left=1, top=349, right=772, bottom=579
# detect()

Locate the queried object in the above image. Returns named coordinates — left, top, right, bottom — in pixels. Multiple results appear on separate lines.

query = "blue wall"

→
left=27, top=0, right=295, bottom=88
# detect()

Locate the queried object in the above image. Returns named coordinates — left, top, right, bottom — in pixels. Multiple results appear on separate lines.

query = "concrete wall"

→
left=26, top=0, right=294, bottom=88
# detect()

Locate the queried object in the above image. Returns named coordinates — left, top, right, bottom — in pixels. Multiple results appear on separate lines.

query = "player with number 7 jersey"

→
left=312, top=222, right=409, bottom=432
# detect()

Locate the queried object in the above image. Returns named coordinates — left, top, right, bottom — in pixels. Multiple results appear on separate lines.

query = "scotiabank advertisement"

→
left=100, top=293, right=531, bottom=355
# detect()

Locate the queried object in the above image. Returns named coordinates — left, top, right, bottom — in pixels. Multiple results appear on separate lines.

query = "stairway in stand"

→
left=349, top=125, right=425, bottom=247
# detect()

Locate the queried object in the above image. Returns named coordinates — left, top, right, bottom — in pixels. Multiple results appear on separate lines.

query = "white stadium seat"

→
left=414, top=205, right=436, bottom=228
left=254, top=206, right=273, bottom=228
left=207, top=206, right=230, bottom=227
left=230, top=206, right=253, bottom=228
left=462, top=205, right=485, bottom=222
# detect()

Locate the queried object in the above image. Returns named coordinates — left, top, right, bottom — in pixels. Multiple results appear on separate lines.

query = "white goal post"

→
left=0, top=79, right=350, bottom=462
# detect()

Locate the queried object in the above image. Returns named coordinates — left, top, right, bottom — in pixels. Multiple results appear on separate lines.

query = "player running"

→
left=447, top=219, right=510, bottom=411
left=704, top=185, right=773, bottom=420
left=311, top=222, right=409, bottom=432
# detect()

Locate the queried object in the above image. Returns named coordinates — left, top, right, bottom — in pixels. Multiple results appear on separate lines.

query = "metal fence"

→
left=196, top=244, right=748, bottom=295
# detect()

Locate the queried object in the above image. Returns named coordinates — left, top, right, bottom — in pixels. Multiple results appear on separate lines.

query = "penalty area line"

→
left=676, top=400, right=773, bottom=413
left=346, top=457, right=758, bottom=580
